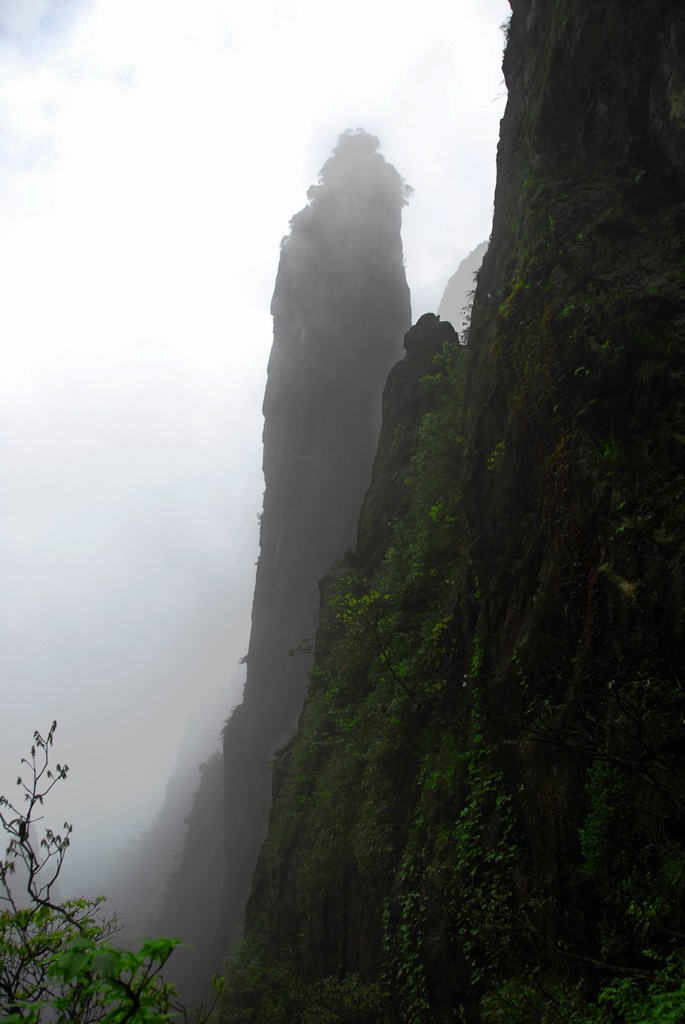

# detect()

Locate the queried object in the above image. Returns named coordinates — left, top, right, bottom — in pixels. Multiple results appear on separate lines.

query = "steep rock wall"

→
left=217, top=3, right=685, bottom=1022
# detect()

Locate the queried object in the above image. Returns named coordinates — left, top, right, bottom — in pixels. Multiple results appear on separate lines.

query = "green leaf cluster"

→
left=0, top=725, right=188, bottom=1024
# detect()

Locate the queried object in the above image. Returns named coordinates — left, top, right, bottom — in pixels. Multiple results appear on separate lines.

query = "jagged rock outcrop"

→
left=216, top=3, right=685, bottom=1022
left=219, top=130, right=411, bottom=954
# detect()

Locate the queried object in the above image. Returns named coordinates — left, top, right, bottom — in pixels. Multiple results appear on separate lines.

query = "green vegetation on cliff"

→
left=214, top=2, right=685, bottom=1021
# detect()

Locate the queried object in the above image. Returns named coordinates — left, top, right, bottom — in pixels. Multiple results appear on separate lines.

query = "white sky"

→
left=0, top=0, right=509, bottom=890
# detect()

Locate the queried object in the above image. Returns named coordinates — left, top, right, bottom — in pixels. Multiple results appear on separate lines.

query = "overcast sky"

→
left=0, top=0, right=509, bottom=890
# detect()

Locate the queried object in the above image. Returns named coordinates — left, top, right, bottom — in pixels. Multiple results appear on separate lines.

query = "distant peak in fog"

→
left=438, top=240, right=488, bottom=338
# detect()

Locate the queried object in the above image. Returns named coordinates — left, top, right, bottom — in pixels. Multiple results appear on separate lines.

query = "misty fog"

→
left=0, top=0, right=508, bottom=906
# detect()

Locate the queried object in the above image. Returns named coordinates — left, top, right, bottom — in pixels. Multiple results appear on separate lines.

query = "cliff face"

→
left=216, top=3, right=685, bottom=1023
left=219, top=130, right=411, bottom=952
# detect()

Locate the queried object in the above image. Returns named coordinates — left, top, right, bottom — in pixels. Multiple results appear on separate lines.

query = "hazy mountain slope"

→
left=215, top=2, right=685, bottom=1021
left=148, top=752, right=225, bottom=1007
left=438, top=240, right=488, bottom=337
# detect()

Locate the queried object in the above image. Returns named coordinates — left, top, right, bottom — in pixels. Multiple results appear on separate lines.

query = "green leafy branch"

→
left=0, top=723, right=218, bottom=1024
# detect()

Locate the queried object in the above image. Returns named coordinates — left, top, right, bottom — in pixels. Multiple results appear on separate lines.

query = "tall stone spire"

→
left=220, top=128, right=412, bottom=948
